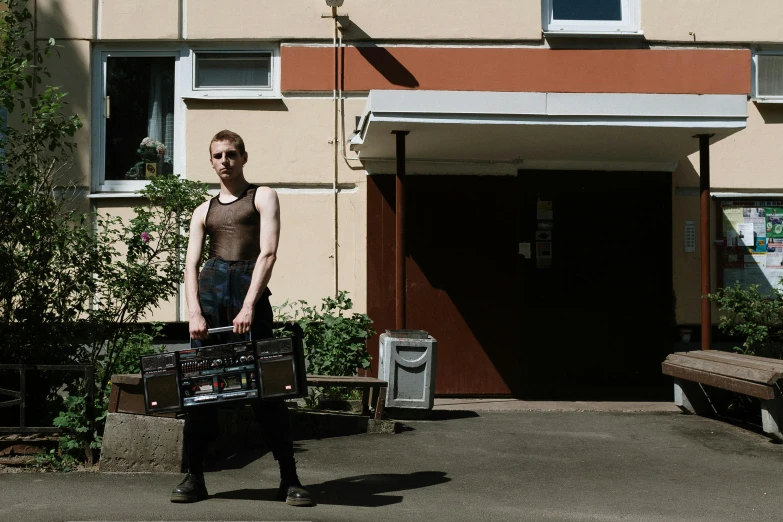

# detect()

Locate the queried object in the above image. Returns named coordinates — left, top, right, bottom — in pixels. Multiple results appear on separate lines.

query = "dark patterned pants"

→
left=186, top=259, right=294, bottom=476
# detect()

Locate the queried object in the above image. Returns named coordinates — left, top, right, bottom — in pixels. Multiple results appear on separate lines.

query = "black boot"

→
left=170, top=473, right=208, bottom=503
left=276, top=456, right=314, bottom=506
left=276, top=479, right=314, bottom=507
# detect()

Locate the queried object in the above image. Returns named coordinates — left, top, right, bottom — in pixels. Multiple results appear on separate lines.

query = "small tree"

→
left=0, top=0, right=88, bottom=365
left=0, top=0, right=210, bottom=463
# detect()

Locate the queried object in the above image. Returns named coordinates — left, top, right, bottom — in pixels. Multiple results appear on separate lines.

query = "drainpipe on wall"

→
left=331, top=6, right=340, bottom=298
left=699, top=134, right=713, bottom=351
left=392, top=130, right=409, bottom=330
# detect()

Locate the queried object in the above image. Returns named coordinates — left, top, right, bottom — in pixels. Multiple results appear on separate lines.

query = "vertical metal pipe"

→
left=86, top=365, right=95, bottom=465
left=19, top=367, right=26, bottom=428
left=392, top=131, right=410, bottom=330
left=699, top=134, right=712, bottom=351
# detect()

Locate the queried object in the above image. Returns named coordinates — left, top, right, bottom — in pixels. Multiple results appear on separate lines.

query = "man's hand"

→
left=189, top=313, right=209, bottom=341
left=233, top=304, right=255, bottom=335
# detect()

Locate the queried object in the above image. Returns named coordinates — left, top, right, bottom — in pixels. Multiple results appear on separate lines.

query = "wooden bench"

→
left=108, top=373, right=388, bottom=420
left=305, top=375, right=387, bottom=421
left=662, top=350, right=783, bottom=441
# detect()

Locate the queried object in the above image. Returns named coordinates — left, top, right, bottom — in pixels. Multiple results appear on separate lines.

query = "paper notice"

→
left=737, top=223, right=755, bottom=247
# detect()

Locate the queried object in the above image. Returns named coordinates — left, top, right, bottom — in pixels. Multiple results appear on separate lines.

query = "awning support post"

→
left=698, top=133, right=713, bottom=351
left=392, top=130, right=410, bottom=330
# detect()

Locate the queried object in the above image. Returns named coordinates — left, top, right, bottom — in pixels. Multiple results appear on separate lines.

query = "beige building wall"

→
left=45, top=39, right=91, bottom=187
left=100, top=0, right=180, bottom=40
left=185, top=98, right=366, bottom=185
left=37, top=0, right=94, bottom=40
left=186, top=0, right=541, bottom=41
left=643, top=0, right=783, bottom=43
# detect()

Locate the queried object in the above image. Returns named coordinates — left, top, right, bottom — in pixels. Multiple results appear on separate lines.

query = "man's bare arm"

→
left=185, top=201, right=210, bottom=340
left=232, top=187, right=280, bottom=335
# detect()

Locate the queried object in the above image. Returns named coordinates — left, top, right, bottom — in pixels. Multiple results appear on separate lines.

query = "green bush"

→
left=706, top=281, right=783, bottom=358
left=274, top=291, right=375, bottom=401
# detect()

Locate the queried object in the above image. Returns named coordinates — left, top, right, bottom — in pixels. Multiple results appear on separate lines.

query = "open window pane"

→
left=553, top=0, right=622, bottom=21
left=105, top=56, right=175, bottom=181
left=758, top=55, right=783, bottom=98
left=195, top=52, right=271, bottom=88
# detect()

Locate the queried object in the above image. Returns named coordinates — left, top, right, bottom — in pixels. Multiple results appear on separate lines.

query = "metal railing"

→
left=0, top=364, right=94, bottom=434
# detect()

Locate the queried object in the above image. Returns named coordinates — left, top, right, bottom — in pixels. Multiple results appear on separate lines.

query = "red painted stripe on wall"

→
left=281, top=46, right=750, bottom=95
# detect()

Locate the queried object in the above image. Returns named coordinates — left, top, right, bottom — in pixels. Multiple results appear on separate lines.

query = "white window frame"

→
left=752, top=49, right=783, bottom=104
left=180, top=44, right=281, bottom=99
left=542, top=0, right=641, bottom=35
left=91, top=46, right=186, bottom=192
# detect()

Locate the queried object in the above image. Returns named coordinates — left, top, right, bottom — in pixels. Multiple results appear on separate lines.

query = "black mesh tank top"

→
left=205, top=185, right=260, bottom=261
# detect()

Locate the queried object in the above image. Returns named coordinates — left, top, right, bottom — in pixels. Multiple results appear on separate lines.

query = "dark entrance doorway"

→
left=517, top=170, right=673, bottom=400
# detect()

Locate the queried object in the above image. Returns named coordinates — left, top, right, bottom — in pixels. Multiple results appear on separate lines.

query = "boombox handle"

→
left=190, top=326, right=252, bottom=347
left=208, top=326, right=240, bottom=335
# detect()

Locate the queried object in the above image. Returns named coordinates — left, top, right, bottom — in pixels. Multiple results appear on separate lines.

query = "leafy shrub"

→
left=274, top=291, right=375, bottom=400
left=707, top=282, right=783, bottom=358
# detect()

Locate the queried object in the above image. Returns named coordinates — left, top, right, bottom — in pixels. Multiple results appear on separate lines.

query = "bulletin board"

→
left=717, top=199, right=783, bottom=293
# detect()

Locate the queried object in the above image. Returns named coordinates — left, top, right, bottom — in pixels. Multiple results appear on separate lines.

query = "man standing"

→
left=171, top=130, right=313, bottom=506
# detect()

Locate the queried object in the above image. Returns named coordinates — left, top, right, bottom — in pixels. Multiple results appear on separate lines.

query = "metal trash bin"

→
left=379, top=330, right=438, bottom=411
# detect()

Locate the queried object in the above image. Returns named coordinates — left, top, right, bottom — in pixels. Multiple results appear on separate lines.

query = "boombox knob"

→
left=239, top=356, right=247, bottom=363
left=247, top=355, right=255, bottom=362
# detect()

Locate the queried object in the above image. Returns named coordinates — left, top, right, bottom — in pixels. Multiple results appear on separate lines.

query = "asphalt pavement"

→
left=2, top=403, right=783, bottom=522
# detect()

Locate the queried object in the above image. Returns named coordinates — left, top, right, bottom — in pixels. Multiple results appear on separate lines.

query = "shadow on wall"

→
left=184, top=99, right=290, bottom=112
left=34, top=1, right=90, bottom=188
left=340, top=21, right=419, bottom=89
left=366, top=175, right=519, bottom=397
left=755, top=102, right=783, bottom=124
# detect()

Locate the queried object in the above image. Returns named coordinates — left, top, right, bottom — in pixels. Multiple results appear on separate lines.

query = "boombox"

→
left=141, top=327, right=308, bottom=415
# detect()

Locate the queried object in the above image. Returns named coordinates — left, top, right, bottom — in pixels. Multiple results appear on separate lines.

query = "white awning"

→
left=350, top=90, right=748, bottom=172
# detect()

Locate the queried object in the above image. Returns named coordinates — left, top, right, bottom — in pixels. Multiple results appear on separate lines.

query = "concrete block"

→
left=761, top=398, right=783, bottom=442
left=367, top=419, right=398, bottom=434
left=100, top=412, right=184, bottom=473
left=673, top=379, right=715, bottom=416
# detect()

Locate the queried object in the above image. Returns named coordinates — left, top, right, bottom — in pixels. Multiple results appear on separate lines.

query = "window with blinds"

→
left=756, top=53, right=783, bottom=101
left=184, top=48, right=280, bottom=99
left=195, top=52, right=271, bottom=89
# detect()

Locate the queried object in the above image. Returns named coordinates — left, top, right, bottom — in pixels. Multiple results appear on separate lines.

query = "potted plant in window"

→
left=127, top=137, right=167, bottom=179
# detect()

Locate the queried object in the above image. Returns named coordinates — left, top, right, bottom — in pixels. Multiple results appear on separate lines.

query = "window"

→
left=182, top=48, right=280, bottom=99
left=91, top=45, right=280, bottom=191
left=753, top=51, right=783, bottom=103
left=542, top=0, right=640, bottom=34
left=92, top=49, right=183, bottom=190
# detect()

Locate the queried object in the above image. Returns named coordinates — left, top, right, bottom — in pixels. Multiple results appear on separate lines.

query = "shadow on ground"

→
left=211, top=470, right=450, bottom=507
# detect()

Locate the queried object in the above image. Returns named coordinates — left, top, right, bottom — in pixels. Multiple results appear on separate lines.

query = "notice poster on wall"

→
left=720, top=201, right=783, bottom=292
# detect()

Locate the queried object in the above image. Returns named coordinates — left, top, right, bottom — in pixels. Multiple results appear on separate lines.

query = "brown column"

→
left=699, top=134, right=712, bottom=351
left=392, top=130, right=410, bottom=330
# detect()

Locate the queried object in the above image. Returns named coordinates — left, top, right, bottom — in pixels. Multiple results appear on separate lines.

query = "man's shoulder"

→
left=253, top=185, right=279, bottom=204
left=252, top=185, right=279, bottom=215
left=194, top=199, right=212, bottom=214
left=191, top=199, right=211, bottom=222
left=252, top=185, right=277, bottom=197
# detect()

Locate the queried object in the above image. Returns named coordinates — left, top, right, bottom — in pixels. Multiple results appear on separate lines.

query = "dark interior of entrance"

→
left=518, top=171, right=673, bottom=400
left=367, top=171, right=673, bottom=400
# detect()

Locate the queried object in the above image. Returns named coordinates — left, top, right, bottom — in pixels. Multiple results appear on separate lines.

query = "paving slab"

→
left=1, top=408, right=782, bottom=522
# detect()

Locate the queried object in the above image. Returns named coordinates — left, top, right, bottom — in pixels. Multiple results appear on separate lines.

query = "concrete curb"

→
left=99, top=407, right=398, bottom=473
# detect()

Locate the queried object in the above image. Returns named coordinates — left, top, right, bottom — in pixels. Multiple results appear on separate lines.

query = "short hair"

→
left=209, top=129, right=246, bottom=156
